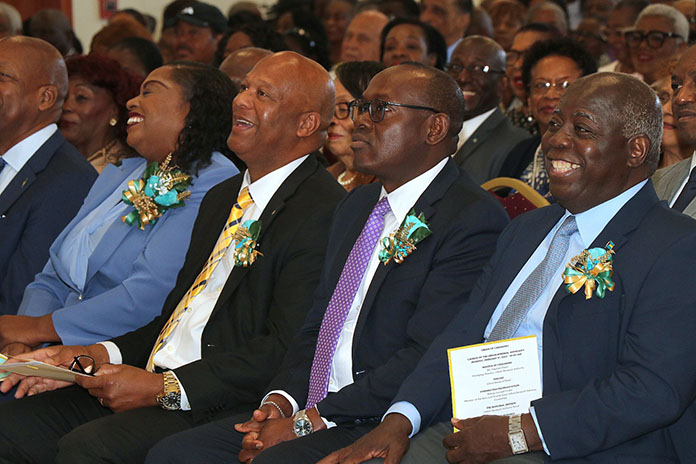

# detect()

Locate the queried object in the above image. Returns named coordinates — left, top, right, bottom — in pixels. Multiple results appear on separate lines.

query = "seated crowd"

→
left=0, top=0, right=695, bottom=463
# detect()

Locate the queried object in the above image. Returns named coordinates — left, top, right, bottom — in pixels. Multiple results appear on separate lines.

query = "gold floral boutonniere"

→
left=121, top=154, right=192, bottom=230
left=232, top=219, right=263, bottom=267
left=563, top=241, right=615, bottom=299
left=378, top=209, right=432, bottom=265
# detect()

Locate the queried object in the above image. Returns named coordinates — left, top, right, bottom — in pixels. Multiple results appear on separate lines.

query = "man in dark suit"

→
left=448, top=36, right=531, bottom=184
left=0, top=36, right=96, bottom=316
left=0, top=51, right=345, bottom=463
left=145, top=63, right=510, bottom=464
left=320, top=74, right=696, bottom=463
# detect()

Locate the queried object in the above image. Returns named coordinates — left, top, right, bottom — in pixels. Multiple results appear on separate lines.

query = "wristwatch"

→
left=292, top=409, right=314, bottom=437
left=156, top=370, right=182, bottom=411
left=508, top=414, right=529, bottom=455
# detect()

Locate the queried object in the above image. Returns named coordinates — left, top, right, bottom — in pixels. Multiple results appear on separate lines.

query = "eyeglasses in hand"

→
left=69, top=355, right=95, bottom=376
left=349, top=99, right=441, bottom=123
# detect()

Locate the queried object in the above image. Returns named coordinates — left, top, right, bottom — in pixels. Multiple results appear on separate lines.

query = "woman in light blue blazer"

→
left=0, top=62, right=239, bottom=354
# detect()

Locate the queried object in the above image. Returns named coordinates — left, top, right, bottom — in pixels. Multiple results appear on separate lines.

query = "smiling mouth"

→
left=549, top=159, right=580, bottom=175
left=127, top=115, right=143, bottom=125
left=234, top=117, right=254, bottom=129
left=461, top=90, right=476, bottom=97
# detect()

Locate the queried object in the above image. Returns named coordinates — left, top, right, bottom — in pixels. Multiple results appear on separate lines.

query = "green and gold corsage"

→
left=232, top=219, right=263, bottom=267
left=378, top=209, right=432, bottom=265
left=121, top=154, right=192, bottom=230
left=563, top=241, right=615, bottom=300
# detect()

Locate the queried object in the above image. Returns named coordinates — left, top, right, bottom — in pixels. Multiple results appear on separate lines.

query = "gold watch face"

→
left=509, top=431, right=528, bottom=454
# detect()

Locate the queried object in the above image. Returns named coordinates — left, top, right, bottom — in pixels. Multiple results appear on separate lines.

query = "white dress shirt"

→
left=447, top=38, right=463, bottom=63
left=101, top=155, right=308, bottom=410
left=0, top=124, right=57, bottom=195
left=266, top=158, right=449, bottom=424
left=668, top=151, right=696, bottom=207
left=386, top=180, right=647, bottom=452
left=455, top=107, right=497, bottom=153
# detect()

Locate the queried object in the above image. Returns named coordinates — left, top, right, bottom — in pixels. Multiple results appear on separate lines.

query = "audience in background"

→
left=278, top=8, right=332, bottom=69
left=107, top=37, right=164, bottom=78
left=502, top=37, right=596, bottom=198
left=583, top=0, right=618, bottom=23
left=653, top=75, right=694, bottom=168
left=674, top=0, right=696, bottom=44
left=570, top=16, right=609, bottom=66
left=627, top=4, right=688, bottom=84
left=322, top=0, right=354, bottom=64
left=325, top=60, right=385, bottom=190
left=487, top=0, right=525, bottom=50
left=526, top=1, right=569, bottom=35
left=89, top=18, right=152, bottom=55
left=28, top=9, right=77, bottom=56
left=599, top=0, right=649, bottom=73
left=219, top=22, right=287, bottom=61
left=380, top=18, right=447, bottom=70
left=0, top=3, right=21, bottom=38
left=219, top=46, right=272, bottom=87
left=419, top=0, right=472, bottom=61
left=448, top=35, right=531, bottom=183
left=340, top=10, right=389, bottom=62
left=169, top=0, right=227, bottom=65
left=61, top=55, right=141, bottom=172
left=467, top=7, right=494, bottom=38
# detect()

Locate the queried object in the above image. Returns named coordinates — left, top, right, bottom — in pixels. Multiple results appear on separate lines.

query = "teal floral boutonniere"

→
left=563, top=241, right=616, bottom=299
left=232, top=219, right=263, bottom=267
left=121, top=154, right=192, bottom=230
left=378, top=209, right=432, bottom=265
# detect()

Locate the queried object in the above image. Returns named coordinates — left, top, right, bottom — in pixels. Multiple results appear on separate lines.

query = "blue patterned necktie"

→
left=488, top=215, right=578, bottom=341
left=305, top=196, right=392, bottom=408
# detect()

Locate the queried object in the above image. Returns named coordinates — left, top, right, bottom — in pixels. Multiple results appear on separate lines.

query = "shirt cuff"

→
left=384, top=401, right=420, bottom=437
left=315, top=404, right=336, bottom=429
left=97, top=342, right=122, bottom=365
left=529, top=406, right=550, bottom=456
left=170, top=370, right=191, bottom=411
left=263, top=390, right=299, bottom=416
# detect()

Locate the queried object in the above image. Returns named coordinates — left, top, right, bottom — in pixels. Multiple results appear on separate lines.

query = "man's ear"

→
left=297, top=111, right=321, bottom=138
left=424, top=113, right=450, bottom=145
left=37, top=85, right=58, bottom=112
left=627, top=134, right=650, bottom=168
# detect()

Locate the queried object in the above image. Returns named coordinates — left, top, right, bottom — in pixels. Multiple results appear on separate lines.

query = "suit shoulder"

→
left=652, top=158, right=690, bottom=186
left=48, top=141, right=97, bottom=180
left=297, top=163, right=346, bottom=206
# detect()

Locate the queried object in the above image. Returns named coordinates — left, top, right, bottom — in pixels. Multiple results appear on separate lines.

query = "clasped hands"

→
left=0, top=344, right=164, bottom=412
left=234, top=393, right=326, bottom=463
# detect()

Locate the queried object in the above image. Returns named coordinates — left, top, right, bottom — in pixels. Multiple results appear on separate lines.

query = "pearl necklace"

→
left=337, top=170, right=357, bottom=186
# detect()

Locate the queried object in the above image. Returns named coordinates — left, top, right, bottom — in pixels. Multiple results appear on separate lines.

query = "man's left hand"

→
left=74, top=364, right=162, bottom=413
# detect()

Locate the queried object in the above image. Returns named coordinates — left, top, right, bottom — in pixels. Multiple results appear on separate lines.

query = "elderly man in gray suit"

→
left=653, top=44, right=696, bottom=216
left=447, top=36, right=531, bottom=184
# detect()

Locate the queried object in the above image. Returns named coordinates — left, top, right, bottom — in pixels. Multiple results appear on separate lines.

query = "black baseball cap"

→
left=167, top=1, right=227, bottom=33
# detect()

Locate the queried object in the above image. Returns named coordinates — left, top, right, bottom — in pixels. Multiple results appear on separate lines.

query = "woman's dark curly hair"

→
left=521, top=37, right=597, bottom=93
left=165, top=61, right=237, bottom=175
left=66, top=54, right=143, bottom=146
left=215, top=22, right=288, bottom=65
left=379, top=18, right=448, bottom=70
left=335, top=60, right=386, bottom=99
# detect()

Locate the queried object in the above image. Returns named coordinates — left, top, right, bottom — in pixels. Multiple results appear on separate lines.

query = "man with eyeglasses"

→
left=627, top=3, right=688, bottom=84
left=598, top=0, right=649, bottom=74
left=446, top=35, right=531, bottom=184
left=144, top=62, right=508, bottom=464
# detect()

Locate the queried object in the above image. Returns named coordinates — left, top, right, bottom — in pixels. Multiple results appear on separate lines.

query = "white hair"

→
left=0, top=3, right=21, bottom=36
left=636, top=4, right=689, bottom=42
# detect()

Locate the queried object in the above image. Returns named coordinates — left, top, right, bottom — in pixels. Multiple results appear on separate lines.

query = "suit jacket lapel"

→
left=452, top=108, right=504, bottom=165
left=0, top=131, right=63, bottom=215
left=211, top=155, right=320, bottom=317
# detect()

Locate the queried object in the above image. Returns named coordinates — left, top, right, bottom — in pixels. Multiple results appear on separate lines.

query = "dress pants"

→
left=0, top=385, right=235, bottom=464
left=146, top=410, right=377, bottom=464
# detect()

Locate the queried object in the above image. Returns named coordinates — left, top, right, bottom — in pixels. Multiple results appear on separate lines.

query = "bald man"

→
left=0, top=37, right=95, bottom=316
left=341, top=10, right=389, bottom=62
left=0, top=52, right=345, bottom=463
left=219, top=46, right=272, bottom=86
left=146, top=61, right=508, bottom=464
left=322, top=72, right=696, bottom=463
left=447, top=35, right=531, bottom=183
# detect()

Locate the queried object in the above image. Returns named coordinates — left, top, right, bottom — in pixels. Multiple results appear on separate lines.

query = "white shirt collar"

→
left=379, top=157, right=449, bottom=222
left=1, top=124, right=57, bottom=172
left=240, top=155, right=309, bottom=211
left=564, top=179, right=648, bottom=247
left=456, top=107, right=497, bottom=151
left=447, top=37, right=463, bottom=62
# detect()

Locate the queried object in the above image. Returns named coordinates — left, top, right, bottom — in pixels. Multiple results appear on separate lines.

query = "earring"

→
left=109, top=118, right=117, bottom=127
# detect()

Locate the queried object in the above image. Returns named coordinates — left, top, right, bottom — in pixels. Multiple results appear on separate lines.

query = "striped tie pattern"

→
left=145, top=187, right=254, bottom=371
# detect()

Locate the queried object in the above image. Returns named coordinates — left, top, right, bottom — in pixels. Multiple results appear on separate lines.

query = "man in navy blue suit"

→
left=145, top=63, right=509, bottom=464
left=0, top=36, right=96, bottom=316
left=320, top=73, right=696, bottom=463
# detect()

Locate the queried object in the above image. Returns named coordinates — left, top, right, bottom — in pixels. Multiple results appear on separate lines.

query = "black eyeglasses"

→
left=334, top=102, right=350, bottom=120
left=625, top=30, right=683, bottom=49
left=349, top=99, right=440, bottom=123
left=445, top=62, right=505, bottom=77
left=505, top=50, right=524, bottom=64
left=69, top=355, right=95, bottom=376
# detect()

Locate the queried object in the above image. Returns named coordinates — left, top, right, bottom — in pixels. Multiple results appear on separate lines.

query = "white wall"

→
left=72, top=0, right=271, bottom=52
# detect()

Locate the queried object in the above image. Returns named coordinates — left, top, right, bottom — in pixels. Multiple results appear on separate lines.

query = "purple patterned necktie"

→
left=305, top=196, right=392, bottom=408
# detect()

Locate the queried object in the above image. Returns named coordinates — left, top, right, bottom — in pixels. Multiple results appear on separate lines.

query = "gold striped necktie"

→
left=145, top=186, right=254, bottom=371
